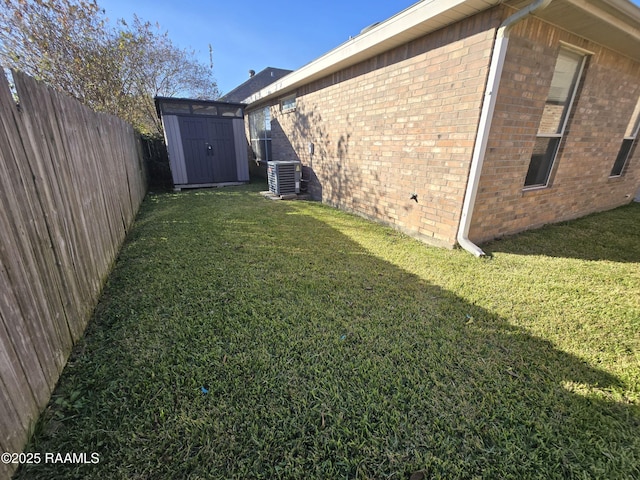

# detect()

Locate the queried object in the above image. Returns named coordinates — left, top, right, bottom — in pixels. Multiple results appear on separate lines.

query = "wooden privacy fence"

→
left=0, top=69, right=147, bottom=478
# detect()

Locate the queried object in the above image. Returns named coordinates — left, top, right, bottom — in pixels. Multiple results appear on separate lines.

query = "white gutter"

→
left=456, top=0, right=554, bottom=256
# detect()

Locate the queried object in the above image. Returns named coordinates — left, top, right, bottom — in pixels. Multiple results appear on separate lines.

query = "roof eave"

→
left=244, top=0, right=640, bottom=107
left=507, top=0, right=640, bottom=61
left=243, top=0, right=502, bottom=106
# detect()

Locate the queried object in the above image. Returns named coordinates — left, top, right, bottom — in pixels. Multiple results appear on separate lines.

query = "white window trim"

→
left=523, top=47, right=588, bottom=190
left=609, top=97, right=640, bottom=178
left=248, top=106, right=272, bottom=162
left=558, top=41, right=595, bottom=57
left=609, top=138, right=637, bottom=178
left=537, top=133, right=563, bottom=139
left=280, top=94, right=297, bottom=113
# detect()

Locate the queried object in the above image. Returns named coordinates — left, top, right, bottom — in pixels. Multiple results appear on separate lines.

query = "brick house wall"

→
left=469, top=11, right=640, bottom=243
left=246, top=4, right=639, bottom=248
left=250, top=9, right=501, bottom=247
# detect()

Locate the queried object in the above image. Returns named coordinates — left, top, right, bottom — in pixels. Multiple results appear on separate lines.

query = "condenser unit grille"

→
left=267, top=161, right=301, bottom=195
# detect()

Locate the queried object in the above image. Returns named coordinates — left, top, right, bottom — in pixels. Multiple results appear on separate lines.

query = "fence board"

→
left=0, top=211, right=49, bottom=416
left=0, top=75, right=63, bottom=387
left=18, top=73, right=104, bottom=341
left=20, top=73, right=90, bottom=330
left=0, top=310, right=36, bottom=453
left=10, top=73, right=76, bottom=359
left=0, top=69, right=147, bottom=479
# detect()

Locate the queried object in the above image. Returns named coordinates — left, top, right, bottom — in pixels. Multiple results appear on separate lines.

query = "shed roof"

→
left=154, top=96, right=246, bottom=118
left=243, top=0, right=640, bottom=106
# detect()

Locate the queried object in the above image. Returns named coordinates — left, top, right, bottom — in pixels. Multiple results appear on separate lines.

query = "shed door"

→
left=207, top=119, right=237, bottom=183
left=178, top=116, right=237, bottom=184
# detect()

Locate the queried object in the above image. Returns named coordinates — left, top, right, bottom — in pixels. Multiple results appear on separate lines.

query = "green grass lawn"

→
left=16, top=183, right=640, bottom=479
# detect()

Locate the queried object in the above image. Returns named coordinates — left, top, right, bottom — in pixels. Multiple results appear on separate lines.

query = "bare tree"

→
left=0, top=0, right=220, bottom=135
left=113, top=15, right=220, bottom=134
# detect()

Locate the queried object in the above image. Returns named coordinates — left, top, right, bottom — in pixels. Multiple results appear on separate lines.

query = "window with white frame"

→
left=610, top=96, right=640, bottom=177
left=280, top=94, right=296, bottom=113
left=249, top=107, right=271, bottom=162
left=524, top=47, right=587, bottom=188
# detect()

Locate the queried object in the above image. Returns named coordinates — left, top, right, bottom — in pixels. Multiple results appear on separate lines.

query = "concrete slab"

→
left=260, top=191, right=311, bottom=201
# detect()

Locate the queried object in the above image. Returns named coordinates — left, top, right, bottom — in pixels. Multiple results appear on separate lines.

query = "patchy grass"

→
left=16, top=184, right=640, bottom=479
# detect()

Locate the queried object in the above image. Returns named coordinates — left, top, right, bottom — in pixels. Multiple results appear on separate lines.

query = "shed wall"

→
left=161, top=115, right=188, bottom=185
left=470, top=11, right=640, bottom=243
left=233, top=118, right=250, bottom=181
left=254, top=9, right=500, bottom=246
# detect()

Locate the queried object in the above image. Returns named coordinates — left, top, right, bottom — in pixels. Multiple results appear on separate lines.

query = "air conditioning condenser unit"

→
left=267, top=161, right=302, bottom=195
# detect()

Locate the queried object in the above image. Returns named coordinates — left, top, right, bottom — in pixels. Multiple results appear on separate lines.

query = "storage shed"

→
left=155, top=97, right=250, bottom=190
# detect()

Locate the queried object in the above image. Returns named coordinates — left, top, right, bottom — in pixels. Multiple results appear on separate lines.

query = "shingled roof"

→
left=219, top=67, right=293, bottom=103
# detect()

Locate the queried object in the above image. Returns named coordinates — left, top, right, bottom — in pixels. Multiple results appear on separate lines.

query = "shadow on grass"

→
left=15, top=188, right=640, bottom=480
left=482, top=203, right=640, bottom=263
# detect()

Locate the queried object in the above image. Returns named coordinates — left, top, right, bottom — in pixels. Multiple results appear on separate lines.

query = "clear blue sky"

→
left=98, top=0, right=640, bottom=96
left=98, top=0, right=419, bottom=96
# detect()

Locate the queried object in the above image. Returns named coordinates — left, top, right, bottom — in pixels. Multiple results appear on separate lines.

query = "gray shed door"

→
left=178, top=116, right=237, bottom=184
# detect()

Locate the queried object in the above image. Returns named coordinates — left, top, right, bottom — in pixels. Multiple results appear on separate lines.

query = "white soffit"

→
left=508, top=0, right=640, bottom=61
left=244, top=0, right=501, bottom=105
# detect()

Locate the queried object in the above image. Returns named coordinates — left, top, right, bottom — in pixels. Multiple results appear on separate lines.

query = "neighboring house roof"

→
left=220, top=67, right=293, bottom=103
left=243, top=0, right=640, bottom=105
